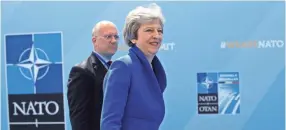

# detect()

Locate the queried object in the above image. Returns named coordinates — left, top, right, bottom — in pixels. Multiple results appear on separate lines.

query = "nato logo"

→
left=4, top=32, right=65, bottom=130
left=197, top=73, right=219, bottom=114
left=197, top=72, right=240, bottom=115
left=197, top=73, right=218, bottom=94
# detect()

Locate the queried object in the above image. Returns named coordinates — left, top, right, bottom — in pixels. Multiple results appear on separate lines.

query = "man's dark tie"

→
left=107, top=61, right=112, bottom=68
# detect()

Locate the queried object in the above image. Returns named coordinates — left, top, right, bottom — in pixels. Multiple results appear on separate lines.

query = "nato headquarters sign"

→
left=4, top=32, right=65, bottom=130
left=197, top=72, right=240, bottom=115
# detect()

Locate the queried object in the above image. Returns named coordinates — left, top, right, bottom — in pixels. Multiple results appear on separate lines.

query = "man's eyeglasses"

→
left=100, top=34, right=120, bottom=40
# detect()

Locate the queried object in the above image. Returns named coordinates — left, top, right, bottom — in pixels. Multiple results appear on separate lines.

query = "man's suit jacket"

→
left=101, top=45, right=167, bottom=130
left=67, top=53, right=107, bottom=130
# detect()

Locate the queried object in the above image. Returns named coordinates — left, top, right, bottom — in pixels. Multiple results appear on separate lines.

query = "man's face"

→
left=92, top=24, right=118, bottom=57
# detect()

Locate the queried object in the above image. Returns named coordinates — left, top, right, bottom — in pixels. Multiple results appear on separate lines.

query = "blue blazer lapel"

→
left=152, top=56, right=167, bottom=92
left=129, top=45, right=167, bottom=93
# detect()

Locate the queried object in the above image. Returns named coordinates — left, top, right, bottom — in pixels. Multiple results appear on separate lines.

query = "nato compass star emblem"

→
left=201, top=77, right=214, bottom=89
left=16, top=44, right=51, bottom=93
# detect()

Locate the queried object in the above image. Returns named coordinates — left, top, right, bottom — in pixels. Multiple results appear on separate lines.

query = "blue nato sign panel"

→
left=197, top=72, right=240, bottom=114
left=4, top=32, right=65, bottom=130
left=1, top=1, right=285, bottom=130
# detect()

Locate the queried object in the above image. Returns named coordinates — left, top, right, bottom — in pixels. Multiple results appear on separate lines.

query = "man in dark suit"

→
left=67, top=20, right=119, bottom=130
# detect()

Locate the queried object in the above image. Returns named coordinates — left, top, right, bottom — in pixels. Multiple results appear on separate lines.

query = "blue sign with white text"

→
left=4, top=32, right=65, bottom=130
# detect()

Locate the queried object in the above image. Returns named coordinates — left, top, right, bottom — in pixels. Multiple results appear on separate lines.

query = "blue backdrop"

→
left=1, top=1, right=285, bottom=130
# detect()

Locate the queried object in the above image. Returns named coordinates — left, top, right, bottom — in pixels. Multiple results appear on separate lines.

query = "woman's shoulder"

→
left=113, top=54, right=134, bottom=66
left=108, top=55, right=134, bottom=74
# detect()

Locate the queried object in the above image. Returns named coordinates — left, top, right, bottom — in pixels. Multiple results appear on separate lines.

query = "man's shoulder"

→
left=70, top=56, right=95, bottom=76
left=75, top=59, right=89, bottom=69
